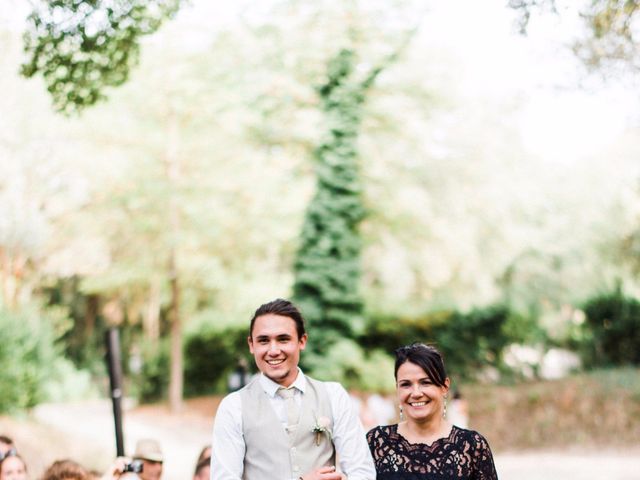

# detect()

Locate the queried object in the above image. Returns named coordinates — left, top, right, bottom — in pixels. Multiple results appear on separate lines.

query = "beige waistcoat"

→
left=240, top=376, right=336, bottom=480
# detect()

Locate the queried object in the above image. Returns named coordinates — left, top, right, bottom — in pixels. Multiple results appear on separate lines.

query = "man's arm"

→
left=326, top=383, right=376, bottom=480
left=210, top=392, right=245, bottom=480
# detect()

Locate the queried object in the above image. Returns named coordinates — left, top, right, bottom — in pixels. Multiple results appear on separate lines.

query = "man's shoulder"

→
left=217, top=389, right=242, bottom=411
left=305, top=376, right=348, bottom=394
left=219, top=375, right=264, bottom=410
left=305, top=376, right=353, bottom=412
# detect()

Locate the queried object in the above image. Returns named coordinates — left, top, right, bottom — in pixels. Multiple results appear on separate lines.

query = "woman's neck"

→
left=399, top=417, right=452, bottom=445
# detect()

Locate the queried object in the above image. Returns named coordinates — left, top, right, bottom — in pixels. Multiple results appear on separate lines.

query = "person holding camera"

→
left=131, top=439, right=163, bottom=480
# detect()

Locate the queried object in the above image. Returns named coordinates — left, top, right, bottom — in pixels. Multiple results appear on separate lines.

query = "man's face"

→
left=248, top=313, right=307, bottom=387
left=139, top=460, right=162, bottom=480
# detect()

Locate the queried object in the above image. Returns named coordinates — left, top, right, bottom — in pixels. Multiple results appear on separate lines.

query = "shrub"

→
left=304, top=339, right=395, bottom=392
left=359, top=310, right=448, bottom=353
left=434, top=306, right=517, bottom=380
left=184, top=326, right=251, bottom=396
left=0, top=307, right=60, bottom=412
left=135, top=339, right=170, bottom=403
left=579, top=288, right=640, bottom=367
left=361, top=304, right=541, bottom=383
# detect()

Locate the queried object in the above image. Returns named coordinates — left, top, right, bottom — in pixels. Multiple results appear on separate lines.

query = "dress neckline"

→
left=391, top=422, right=456, bottom=449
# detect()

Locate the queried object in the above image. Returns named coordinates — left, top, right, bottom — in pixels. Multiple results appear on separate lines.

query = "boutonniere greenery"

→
left=311, top=412, right=332, bottom=446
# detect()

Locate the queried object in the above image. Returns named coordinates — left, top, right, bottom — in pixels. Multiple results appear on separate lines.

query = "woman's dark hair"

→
left=249, top=298, right=306, bottom=339
left=394, top=343, right=448, bottom=387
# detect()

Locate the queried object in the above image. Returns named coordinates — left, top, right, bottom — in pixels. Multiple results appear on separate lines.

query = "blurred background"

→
left=1, top=0, right=639, bottom=479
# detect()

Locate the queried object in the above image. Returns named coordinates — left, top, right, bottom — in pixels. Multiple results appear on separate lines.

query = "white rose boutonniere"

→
left=311, top=413, right=332, bottom=446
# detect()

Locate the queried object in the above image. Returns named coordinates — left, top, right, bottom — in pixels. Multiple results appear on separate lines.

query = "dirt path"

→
left=2, top=398, right=639, bottom=480
left=495, top=449, right=640, bottom=480
left=1, top=398, right=215, bottom=480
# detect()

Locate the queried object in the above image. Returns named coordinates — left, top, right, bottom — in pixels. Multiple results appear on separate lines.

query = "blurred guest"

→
left=193, top=444, right=211, bottom=480
left=367, top=343, right=498, bottom=479
left=195, top=446, right=211, bottom=466
left=448, top=389, right=470, bottom=428
left=132, top=440, right=163, bottom=480
left=0, top=452, right=27, bottom=480
left=41, top=460, right=89, bottom=480
left=100, top=457, right=139, bottom=480
left=0, top=436, right=15, bottom=458
left=192, top=456, right=210, bottom=480
left=366, top=394, right=396, bottom=427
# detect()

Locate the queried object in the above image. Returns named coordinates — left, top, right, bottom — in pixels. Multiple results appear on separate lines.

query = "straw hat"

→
left=133, top=439, right=164, bottom=462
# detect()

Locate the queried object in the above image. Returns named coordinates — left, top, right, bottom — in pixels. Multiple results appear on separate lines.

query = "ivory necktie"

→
left=276, top=386, right=300, bottom=433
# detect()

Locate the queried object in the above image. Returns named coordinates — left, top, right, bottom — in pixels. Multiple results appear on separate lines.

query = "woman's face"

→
left=396, top=360, right=449, bottom=424
left=0, top=456, right=27, bottom=480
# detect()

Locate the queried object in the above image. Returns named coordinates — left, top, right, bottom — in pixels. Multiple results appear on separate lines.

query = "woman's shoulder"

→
left=450, top=426, right=493, bottom=448
left=367, top=423, right=397, bottom=439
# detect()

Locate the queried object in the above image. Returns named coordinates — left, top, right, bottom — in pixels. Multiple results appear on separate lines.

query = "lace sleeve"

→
left=471, top=432, right=498, bottom=480
left=366, top=426, right=383, bottom=461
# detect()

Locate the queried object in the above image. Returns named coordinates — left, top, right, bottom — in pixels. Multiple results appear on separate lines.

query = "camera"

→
left=123, top=460, right=144, bottom=474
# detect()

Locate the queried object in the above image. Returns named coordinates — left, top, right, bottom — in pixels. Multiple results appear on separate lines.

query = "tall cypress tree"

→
left=293, top=48, right=385, bottom=360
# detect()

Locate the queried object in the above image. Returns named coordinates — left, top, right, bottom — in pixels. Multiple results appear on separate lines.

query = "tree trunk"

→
left=167, top=249, right=182, bottom=413
left=165, top=108, right=183, bottom=413
left=84, top=294, right=99, bottom=339
left=144, top=281, right=161, bottom=342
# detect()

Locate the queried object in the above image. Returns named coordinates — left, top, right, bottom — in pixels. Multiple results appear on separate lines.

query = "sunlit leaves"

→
left=21, top=0, right=182, bottom=114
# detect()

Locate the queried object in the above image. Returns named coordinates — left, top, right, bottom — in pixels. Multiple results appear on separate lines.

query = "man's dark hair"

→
left=249, top=298, right=306, bottom=339
left=394, top=343, right=448, bottom=387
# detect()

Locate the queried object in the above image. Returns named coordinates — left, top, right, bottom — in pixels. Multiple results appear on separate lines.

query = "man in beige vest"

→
left=210, top=299, right=375, bottom=480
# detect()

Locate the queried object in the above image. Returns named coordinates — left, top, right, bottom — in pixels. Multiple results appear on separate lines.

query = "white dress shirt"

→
left=210, top=369, right=375, bottom=480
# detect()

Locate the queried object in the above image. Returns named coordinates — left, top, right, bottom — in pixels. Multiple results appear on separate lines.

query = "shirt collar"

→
left=260, top=368, right=307, bottom=398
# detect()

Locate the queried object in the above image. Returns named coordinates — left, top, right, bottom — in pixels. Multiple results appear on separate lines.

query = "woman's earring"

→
left=443, top=395, right=448, bottom=418
left=399, top=406, right=404, bottom=421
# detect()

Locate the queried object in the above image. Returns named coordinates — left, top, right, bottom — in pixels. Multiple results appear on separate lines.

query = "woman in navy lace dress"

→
left=367, top=343, right=498, bottom=479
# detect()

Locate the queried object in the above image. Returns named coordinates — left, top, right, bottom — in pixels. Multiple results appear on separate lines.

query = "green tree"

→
left=509, top=0, right=640, bottom=72
left=0, top=307, right=61, bottom=412
left=21, top=0, right=182, bottom=114
left=293, top=43, right=409, bottom=360
left=580, top=287, right=640, bottom=367
left=292, top=49, right=368, bottom=357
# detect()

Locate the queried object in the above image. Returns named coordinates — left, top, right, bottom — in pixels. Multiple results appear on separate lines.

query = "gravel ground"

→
left=495, top=449, right=640, bottom=480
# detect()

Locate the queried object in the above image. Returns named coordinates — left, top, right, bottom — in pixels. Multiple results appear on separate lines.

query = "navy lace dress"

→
left=367, top=424, right=498, bottom=480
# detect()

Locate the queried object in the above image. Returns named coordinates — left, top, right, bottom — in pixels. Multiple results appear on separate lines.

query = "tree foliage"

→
left=292, top=44, right=407, bottom=360
left=21, top=0, right=182, bottom=114
left=0, top=307, right=61, bottom=412
left=509, top=0, right=640, bottom=71
left=361, top=305, right=541, bottom=381
left=292, top=49, right=368, bottom=357
left=580, top=286, right=640, bottom=367
left=3, top=0, right=639, bottom=402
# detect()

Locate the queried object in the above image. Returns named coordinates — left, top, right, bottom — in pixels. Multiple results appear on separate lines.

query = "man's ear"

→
left=247, top=336, right=254, bottom=354
left=299, top=333, right=308, bottom=350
